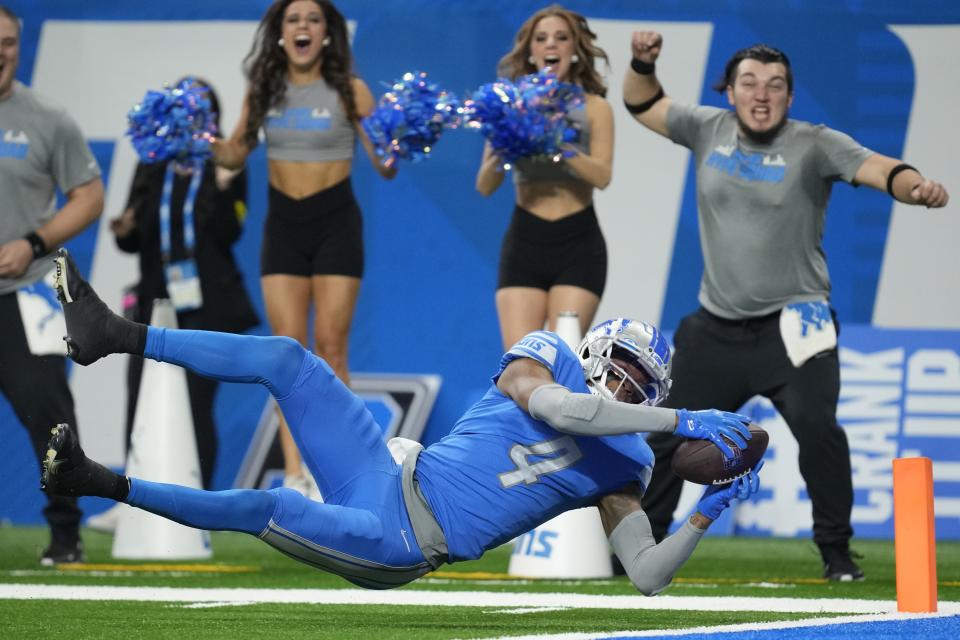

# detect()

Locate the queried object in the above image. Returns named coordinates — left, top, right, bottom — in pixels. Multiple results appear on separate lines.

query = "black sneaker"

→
left=54, top=248, right=126, bottom=365
left=820, top=544, right=865, bottom=582
left=41, top=423, right=127, bottom=501
left=40, top=540, right=86, bottom=566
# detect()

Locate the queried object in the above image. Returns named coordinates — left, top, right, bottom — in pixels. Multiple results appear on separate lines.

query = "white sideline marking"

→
left=477, top=612, right=959, bottom=639
left=179, top=601, right=258, bottom=609
left=2, top=584, right=960, bottom=615
left=488, top=607, right=572, bottom=615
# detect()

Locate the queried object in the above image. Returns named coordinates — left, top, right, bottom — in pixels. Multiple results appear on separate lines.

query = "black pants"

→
left=642, top=307, right=854, bottom=548
left=498, top=204, right=607, bottom=297
left=0, top=292, right=81, bottom=544
left=261, top=180, right=364, bottom=278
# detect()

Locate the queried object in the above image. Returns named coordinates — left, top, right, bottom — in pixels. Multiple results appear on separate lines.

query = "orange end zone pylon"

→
left=893, top=457, right=937, bottom=613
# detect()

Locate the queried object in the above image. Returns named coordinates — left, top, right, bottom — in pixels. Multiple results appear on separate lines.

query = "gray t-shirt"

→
left=0, top=81, right=100, bottom=295
left=263, top=79, right=355, bottom=162
left=666, top=103, right=872, bottom=319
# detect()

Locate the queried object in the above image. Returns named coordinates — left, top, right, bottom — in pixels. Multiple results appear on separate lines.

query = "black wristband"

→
left=630, top=57, right=656, bottom=75
left=24, top=231, right=48, bottom=259
left=886, top=163, right=918, bottom=197
left=624, top=87, right=665, bottom=115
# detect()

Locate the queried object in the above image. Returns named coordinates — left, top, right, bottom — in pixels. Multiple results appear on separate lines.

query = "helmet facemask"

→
left=577, top=318, right=672, bottom=407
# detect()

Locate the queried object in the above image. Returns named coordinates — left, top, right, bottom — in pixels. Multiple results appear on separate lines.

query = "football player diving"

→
left=43, top=249, right=760, bottom=594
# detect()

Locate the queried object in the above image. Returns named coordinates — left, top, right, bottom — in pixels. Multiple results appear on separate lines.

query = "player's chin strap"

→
left=528, top=384, right=677, bottom=436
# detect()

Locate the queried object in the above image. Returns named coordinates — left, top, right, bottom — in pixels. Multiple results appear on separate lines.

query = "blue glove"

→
left=696, top=461, right=763, bottom=521
left=675, top=408, right=751, bottom=459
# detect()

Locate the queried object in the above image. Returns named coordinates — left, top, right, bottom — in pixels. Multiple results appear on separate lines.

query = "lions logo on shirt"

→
left=705, top=144, right=786, bottom=183
left=266, top=107, right=332, bottom=131
left=0, top=129, right=30, bottom=159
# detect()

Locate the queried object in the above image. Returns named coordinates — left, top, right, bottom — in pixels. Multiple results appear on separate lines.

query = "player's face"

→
left=727, top=58, right=793, bottom=143
left=528, top=15, right=577, bottom=82
left=606, top=357, right=654, bottom=405
left=281, top=0, right=327, bottom=71
left=0, top=16, right=19, bottom=101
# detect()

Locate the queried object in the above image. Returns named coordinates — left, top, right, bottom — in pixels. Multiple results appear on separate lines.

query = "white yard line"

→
left=2, top=584, right=960, bottom=615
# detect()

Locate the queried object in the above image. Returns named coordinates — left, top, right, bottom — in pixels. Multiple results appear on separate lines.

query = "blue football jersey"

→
left=415, top=331, right=656, bottom=562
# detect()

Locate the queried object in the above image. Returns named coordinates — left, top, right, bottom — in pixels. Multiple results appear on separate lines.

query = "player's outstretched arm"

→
left=498, top=359, right=670, bottom=434
left=526, top=383, right=677, bottom=435
left=523, top=384, right=752, bottom=457
left=601, top=468, right=762, bottom=596
left=598, top=484, right=700, bottom=596
left=499, top=359, right=753, bottom=452
left=498, top=359, right=676, bottom=433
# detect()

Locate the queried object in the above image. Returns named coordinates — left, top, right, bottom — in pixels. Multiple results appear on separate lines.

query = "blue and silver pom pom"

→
left=362, top=71, right=461, bottom=168
left=461, top=69, right=584, bottom=169
left=127, top=78, right=217, bottom=165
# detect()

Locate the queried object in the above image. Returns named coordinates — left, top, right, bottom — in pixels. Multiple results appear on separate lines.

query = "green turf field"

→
left=2, top=526, right=958, bottom=639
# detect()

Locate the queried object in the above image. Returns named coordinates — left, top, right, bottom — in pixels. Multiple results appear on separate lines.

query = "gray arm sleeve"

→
left=609, top=510, right=706, bottom=596
left=528, top=384, right=677, bottom=436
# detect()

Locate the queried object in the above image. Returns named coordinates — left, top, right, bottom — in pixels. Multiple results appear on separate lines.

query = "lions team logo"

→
left=0, top=129, right=30, bottom=159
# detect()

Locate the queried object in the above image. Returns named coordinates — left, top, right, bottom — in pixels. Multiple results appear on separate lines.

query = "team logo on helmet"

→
left=576, top=318, right=672, bottom=406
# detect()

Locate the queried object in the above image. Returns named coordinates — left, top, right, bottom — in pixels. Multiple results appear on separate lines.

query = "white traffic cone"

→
left=112, top=299, right=212, bottom=559
left=508, top=311, right=613, bottom=578
left=554, top=311, right=582, bottom=352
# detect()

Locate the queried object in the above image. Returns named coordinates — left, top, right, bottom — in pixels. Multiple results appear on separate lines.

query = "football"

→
left=671, top=423, right=768, bottom=485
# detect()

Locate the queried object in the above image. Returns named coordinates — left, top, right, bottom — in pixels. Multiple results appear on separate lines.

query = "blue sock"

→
left=144, top=327, right=305, bottom=397
left=126, top=478, right=277, bottom=535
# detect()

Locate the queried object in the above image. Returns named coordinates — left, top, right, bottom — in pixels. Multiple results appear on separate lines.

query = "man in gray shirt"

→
left=0, top=5, right=104, bottom=564
left=621, top=31, right=948, bottom=581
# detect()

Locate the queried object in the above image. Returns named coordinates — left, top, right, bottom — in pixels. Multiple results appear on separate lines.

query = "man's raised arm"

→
left=622, top=31, right=673, bottom=137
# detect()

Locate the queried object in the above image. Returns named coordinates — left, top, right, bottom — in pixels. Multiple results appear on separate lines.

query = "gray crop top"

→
left=264, top=79, right=355, bottom=162
left=513, top=102, right=590, bottom=183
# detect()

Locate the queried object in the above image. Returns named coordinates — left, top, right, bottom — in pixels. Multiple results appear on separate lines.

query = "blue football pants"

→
left=124, top=327, right=431, bottom=588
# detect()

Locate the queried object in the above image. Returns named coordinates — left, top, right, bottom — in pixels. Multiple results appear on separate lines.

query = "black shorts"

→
left=261, top=179, right=364, bottom=278
left=498, top=204, right=607, bottom=297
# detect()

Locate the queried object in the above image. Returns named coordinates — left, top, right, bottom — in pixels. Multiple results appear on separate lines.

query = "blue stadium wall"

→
left=1, top=0, right=958, bottom=541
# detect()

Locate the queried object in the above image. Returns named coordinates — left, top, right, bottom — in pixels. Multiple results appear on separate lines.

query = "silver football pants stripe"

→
left=260, top=520, right=432, bottom=590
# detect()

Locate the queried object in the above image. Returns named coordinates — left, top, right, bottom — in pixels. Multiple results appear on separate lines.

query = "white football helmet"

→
left=576, top=318, right=672, bottom=406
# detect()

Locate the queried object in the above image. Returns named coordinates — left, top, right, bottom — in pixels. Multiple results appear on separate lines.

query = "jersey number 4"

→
left=498, top=436, right=583, bottom=489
